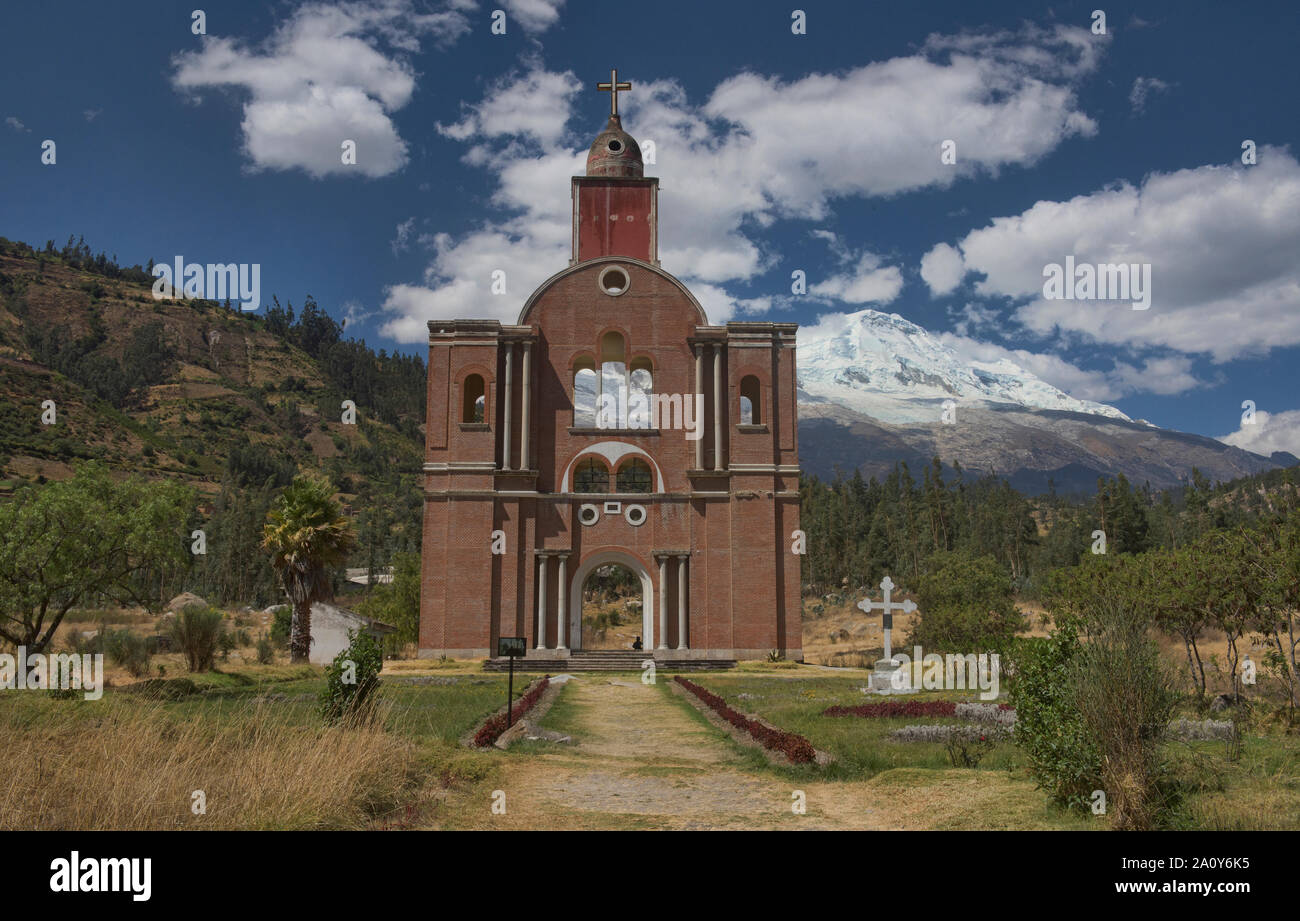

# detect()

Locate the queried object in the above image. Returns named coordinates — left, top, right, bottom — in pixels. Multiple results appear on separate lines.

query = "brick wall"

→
left=419, top=258, right=802, bottom=660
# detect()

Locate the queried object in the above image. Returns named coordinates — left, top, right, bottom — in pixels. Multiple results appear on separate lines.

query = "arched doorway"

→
left=567, top=550, right=653, bottom=651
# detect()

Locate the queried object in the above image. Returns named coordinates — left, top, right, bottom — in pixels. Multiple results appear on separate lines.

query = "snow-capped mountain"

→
left=797, top=308, right=1130, bottom=424
left=794, top=309, right=1282, bottom=492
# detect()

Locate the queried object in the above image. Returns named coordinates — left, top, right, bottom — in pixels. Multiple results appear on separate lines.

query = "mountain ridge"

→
left=795, top=307, right=1284, bottom=492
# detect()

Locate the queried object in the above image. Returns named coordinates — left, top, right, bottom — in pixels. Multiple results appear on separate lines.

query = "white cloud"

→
left=1219, top=409, right=1300, bottom=459
left=5, top=117, right=28, bottom=133
left=686, top=282, right=774, bottom=325
left=341, top=299, right=374, bottom=330
left=438, top=67, right=580, bottom=147
left=920, top=242, right=965, bottom=295
left=171, top=0, right=472, bottom=178
left=502, top=0, right=566, bottom=32
left=947, top=301, right=1000, bottom=337
left=699, top=24, right=1100, bottom=218
left=1129, top=76, right=1171, bottom=113
left=940, top=334, right=1205, bottom=401
left=930, top=148, right=1300, bottom=361
left=809, top=253, right=903, bottom=304
left=1108, top=355, right=1203, bottom=397
left=379, top=24, right=1104, bottom=340
left=390, top=216, right=417, bottom=255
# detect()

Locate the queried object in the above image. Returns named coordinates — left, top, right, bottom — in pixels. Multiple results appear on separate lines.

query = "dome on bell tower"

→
left=586, top=114, right=643, bottom=178
left=586, top=69, right=643, bottom=178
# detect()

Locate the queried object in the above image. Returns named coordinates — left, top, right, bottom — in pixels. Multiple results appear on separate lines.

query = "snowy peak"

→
left=797, top=308, right=1131, bottom=425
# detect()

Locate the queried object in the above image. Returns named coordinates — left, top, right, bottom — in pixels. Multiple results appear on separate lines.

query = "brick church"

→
left=419, top=72, right=802, bottom=664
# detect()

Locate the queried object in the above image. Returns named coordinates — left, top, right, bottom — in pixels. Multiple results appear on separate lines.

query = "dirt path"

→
left=436, top=676, right=1070, bottom=831
left=442, top=677, right=798, bottom=829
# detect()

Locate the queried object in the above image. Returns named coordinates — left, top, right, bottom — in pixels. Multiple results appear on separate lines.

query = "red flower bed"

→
left=822, top=700, right=1013, bottom=718
left=674, top=676, right=817, bottom=764
left=474, top=676, right=550, bottom=747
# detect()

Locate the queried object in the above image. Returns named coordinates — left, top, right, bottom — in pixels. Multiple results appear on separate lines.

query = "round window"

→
left=598, top=265, right=630, bottom=296
left=578, top=503, right=600, bottom=526
left=608, top=139, right=623, bottom=153
left=624, top=504, right=647, bottom=527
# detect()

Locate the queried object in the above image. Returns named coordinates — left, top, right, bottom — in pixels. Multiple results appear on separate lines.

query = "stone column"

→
left=502, top=343, right=513, bottom=470
left=556, top=553, right=568, bottom=650
left=693, top=344, right=703, bottom=470
left=676, top=554, right=688, bottom=650
left=520, top=341, right=531, bottom=470
left=535, top=553, right=547, bottom=650
left=656, top=555, right=668, bottom=650
left=712, top=343, right=723, bottom=470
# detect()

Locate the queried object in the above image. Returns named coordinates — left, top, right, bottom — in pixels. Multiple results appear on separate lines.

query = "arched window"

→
left=601, top=330, right=625, bottom=363
left=573, top=360, right=597, bottom=427
left=598, top=331, right=627, bottom=429
left=616, top=457, right=653, bottom=493
left=462, top=374, right=486, bottom=423
left=740, top=375, right=761, bottom=425
left=573, top=457, right=610, bottom=493
left=627, top=358, right=653, bottom=429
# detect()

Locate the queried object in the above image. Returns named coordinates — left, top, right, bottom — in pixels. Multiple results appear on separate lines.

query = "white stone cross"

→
left=857, top=576, right=915, bottom=662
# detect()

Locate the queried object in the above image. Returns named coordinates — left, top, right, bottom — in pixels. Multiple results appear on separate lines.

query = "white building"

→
left=308, top=602, right=396, bottom=666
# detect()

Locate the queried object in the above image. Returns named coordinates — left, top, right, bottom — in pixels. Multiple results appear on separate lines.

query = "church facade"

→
left=419, top=75, right=802, bottom=662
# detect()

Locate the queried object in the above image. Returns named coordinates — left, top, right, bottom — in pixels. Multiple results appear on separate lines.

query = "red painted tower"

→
left=572, top=112, right=658, bottom=263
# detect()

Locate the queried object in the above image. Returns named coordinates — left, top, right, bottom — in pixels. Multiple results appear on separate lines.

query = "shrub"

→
left=125, top=676, right=198, bottom=700
left=907, top=551, right=1025, bottom=655
left=1072, top=600, right=1177, bottom=830
left=270, top=606, right=291, bottom=646
left=319, top=630, right=383, bottom=724
left=1168, top=719, right=1235, bottom=742
left=1007, top=629, right=1102, bottom=814
left=65, top=629, right=104, bottom=657
left=888, top=723, right=1009, bottom=765
left=825, top=699, right=1005, bottom=719
left=675, top=677, right=816, bottom=763
left=170, top=603, right=226, bottom=673
left=944, top=727, right=1003, bottom=768
left=473, top=676, right=550, bottom=747
left=255, top=633, right=275, bottom=665
left=355, top=553, right=420, bottom=647
left=955, top=701, right=1017, bottom=727
left=104, top=628, right=152, bottom=678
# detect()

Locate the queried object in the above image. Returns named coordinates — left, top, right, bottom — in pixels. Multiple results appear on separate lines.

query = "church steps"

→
left=484, top=651, right=735, bottom=672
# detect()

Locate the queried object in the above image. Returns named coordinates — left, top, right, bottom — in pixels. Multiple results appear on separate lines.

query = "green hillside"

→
left=0, top=236, right=425, bottom=605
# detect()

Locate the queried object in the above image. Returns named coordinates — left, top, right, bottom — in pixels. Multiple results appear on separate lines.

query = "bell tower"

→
left=571, top=68, right=658, bottom=265
left=421, top=68, right=803, bottom=665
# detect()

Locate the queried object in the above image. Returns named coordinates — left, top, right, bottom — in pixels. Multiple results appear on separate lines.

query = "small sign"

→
left=498, top=636, right=526, bottom=658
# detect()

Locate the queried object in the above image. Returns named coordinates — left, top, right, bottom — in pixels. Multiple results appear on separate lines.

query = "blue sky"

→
left=2, top=0, right=1298, bottom=455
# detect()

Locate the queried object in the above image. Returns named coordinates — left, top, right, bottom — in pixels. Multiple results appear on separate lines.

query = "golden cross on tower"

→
left=596, top=68, right=632, bottom=118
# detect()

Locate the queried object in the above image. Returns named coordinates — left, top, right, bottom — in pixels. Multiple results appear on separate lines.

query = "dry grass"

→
left=0, top=697, right=424, bottom=830
left=580, top=595, right=645, bottom=650
left=382, top=656, right=482, bottom=673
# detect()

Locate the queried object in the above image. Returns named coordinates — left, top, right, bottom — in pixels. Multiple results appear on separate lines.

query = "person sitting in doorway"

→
left=631, top=635, right=643, bottom=651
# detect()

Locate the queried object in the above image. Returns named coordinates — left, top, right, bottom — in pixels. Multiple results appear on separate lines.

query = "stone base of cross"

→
left=858, top=575, right=918, bottom=695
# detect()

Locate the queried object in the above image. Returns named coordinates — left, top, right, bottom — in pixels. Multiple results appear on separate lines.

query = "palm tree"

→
left=262, top=474, right=356, bottom=664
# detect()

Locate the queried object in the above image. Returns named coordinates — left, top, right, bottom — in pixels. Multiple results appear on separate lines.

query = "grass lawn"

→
left=681, top=673, right=1023, bottom=778
left=678, top=671, right=1300, bottom=829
